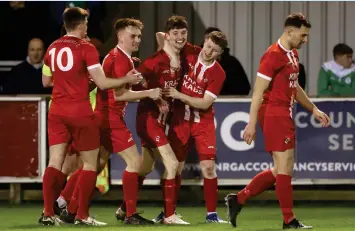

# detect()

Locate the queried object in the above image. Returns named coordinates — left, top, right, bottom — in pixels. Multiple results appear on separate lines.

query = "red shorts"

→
left=169, top=120, right=216, bottom=162
left=136, top=112, right=169, bottom=149
left=95, top=112, right=135, bottom=153
left=67, top=143, right=79, bottom=156
left=47, top=113, right=100, bottom=151
left=258, top=106, right=295, bottom=153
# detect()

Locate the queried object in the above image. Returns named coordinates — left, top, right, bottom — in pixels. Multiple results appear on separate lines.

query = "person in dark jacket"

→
left=4, top=38, right=52, bottom=94
left=202, top=27, right=250, bottom=95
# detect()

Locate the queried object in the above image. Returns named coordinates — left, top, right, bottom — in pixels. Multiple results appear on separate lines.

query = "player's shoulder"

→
left=145, top=50, right=168, bottom=64
left=182, top=42, right=202, bottom=55
left=78, top=39, right=96, bottom=51
left=264, top=42, right=283, bottom=56
left=211, top=61, right=226, bottom=79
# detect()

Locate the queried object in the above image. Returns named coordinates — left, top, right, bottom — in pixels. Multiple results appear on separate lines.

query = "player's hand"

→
left=131, top=57, right=141, bottom=63
left=126, top=69, right=143, bottom=85
left=243, top=123, right=256, bottom=145
left=313, top=108, right=330, bottom=127
left=157, top=99, right=170, bottom=114
left=149, top=88, right=162, bottom=100
left=163, top=87, right=181, bottom=99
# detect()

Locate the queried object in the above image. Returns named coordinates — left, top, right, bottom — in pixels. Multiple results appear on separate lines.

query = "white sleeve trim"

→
left=87, top=63, right=101, bottom=70
left=205, top=90, right=217, bottom=99
left=257, top=72, right=272, bottom=81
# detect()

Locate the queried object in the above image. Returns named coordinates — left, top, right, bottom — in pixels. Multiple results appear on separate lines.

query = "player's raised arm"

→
left=296, top=84, right=330, bottom=127
left=89, top=65, right=142, bottom=90
left=156, top=32, right=166, bottom=51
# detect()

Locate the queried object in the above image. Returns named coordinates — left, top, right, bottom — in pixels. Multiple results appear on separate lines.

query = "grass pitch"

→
left=1, top=203, right=354, bottom=231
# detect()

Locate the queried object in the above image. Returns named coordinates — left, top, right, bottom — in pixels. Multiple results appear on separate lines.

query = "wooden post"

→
left=9, top=183, right=21, bottom=204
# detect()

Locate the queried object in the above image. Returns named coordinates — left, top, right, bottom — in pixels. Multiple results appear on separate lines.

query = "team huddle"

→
left=39, top=7, right=330, bottom=230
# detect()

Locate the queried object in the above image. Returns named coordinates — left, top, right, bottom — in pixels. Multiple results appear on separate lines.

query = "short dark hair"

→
left=284, top=13, right=311, bottom=28
left=333, top=43, right=353, bottom=58
left=206, top=31, right=228, bottom=50
left=164, top=15, right=188, bottom=32
left=114, top=18, right=144, bottom=32
left=204, top=27, right=221, bottom=35
left=62, top=7, right=89, bottom=31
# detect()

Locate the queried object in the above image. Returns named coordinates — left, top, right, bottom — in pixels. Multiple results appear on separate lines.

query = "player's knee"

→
left=176, top=162, right=185, bottom=175
left=165, top=158, right=179, bottom=176
left=200, top=160, right=216, bottom=179
left=138, top=160, right=155, bottom=176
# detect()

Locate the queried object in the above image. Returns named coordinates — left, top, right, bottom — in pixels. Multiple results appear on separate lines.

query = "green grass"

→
left=1, top=204, right=354, bottom=231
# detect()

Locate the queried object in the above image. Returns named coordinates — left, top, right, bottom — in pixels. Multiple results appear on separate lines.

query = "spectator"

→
left=4, top=38, right=52, bottom=94
left=201, top=27, right=250, bottom=96
left=318, top=43, right=355, bottom=97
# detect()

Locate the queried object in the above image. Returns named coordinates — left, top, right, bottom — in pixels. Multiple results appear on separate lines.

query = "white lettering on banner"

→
left=294, top=111, right=308, bottom=128
left=220, top=112, right=254, bottom=151
left=328, top=134, right=354, bottom=151
left=294, top=111, right=355, bottom=129
left=183, top=162, right=355, bottom=172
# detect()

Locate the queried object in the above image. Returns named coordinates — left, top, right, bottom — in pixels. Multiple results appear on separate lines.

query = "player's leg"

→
left=273, top=150, right=312, bottom=229
left=115, top=144, right=154, bottom=225
left=41, top=114, right=70, bottom=225
left=115, top=146, right=155, bottom=220
left=61, top=146, right=108, bottom=224
left=70, top=115, right=106, bottom=226
left=166, top=121, right=190, bottom=214
left=57, top=147, right=82, bottom=211
left=226, top=113, right=278, bottom=227
left=155, top=144, right=183, bottom=224
left=194, top=122, right=226, bottom=223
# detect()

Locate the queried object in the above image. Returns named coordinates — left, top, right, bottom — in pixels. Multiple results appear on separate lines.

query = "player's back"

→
left=44, top=35, right=99, bottom=116
left=258, top=40, right=299, bottom=114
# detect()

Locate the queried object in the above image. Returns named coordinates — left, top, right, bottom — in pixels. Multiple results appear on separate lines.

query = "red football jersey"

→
left=96, top=46, right=133, bottom=119
left=174, top=48, right=226, bottom=123
left=136, top=50, right=181, bottom=124
left=257, top=39, right=299, bottom=117
left=44, top=35, right=100, bottom=116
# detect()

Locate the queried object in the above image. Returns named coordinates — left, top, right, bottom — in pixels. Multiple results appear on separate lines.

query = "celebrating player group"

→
left=40, top=6, right=330, bottom=229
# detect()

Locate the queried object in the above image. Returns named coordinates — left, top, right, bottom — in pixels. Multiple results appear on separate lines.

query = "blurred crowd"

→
left=0, top=1, right=354, bottom=97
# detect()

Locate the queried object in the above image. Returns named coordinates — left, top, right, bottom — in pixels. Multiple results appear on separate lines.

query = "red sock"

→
left=76, top=170, right=97, bottom=220
left=61, top=168, right=82, bottom=201
left=120, top=175, right=145, bottom=212
left=276, top=174, right=294, bottom=224
left=55, top=171, right=67, bottom=200
left=237, top=169, right=276, bottom=204
left=67, top=181, right=96, bottom=215
left=175, top=175, right=181, bottom=208
left=204, top=177, right=218, bottom=212
left=122, top=171, right=138, bottom=217
left=163, top=179, right=175, bottom=217
left=68, top=184, right=79, bottom=214
left=161, top=178, right=166, bottom=199
left=43, top=167, right=66, bottom=216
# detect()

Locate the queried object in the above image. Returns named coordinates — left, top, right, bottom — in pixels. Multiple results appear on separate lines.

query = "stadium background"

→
left=0, top=0, right=354, bottom=217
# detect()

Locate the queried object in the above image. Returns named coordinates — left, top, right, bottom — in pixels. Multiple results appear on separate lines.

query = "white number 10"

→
left=49, top=47, right=74, bottom=72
